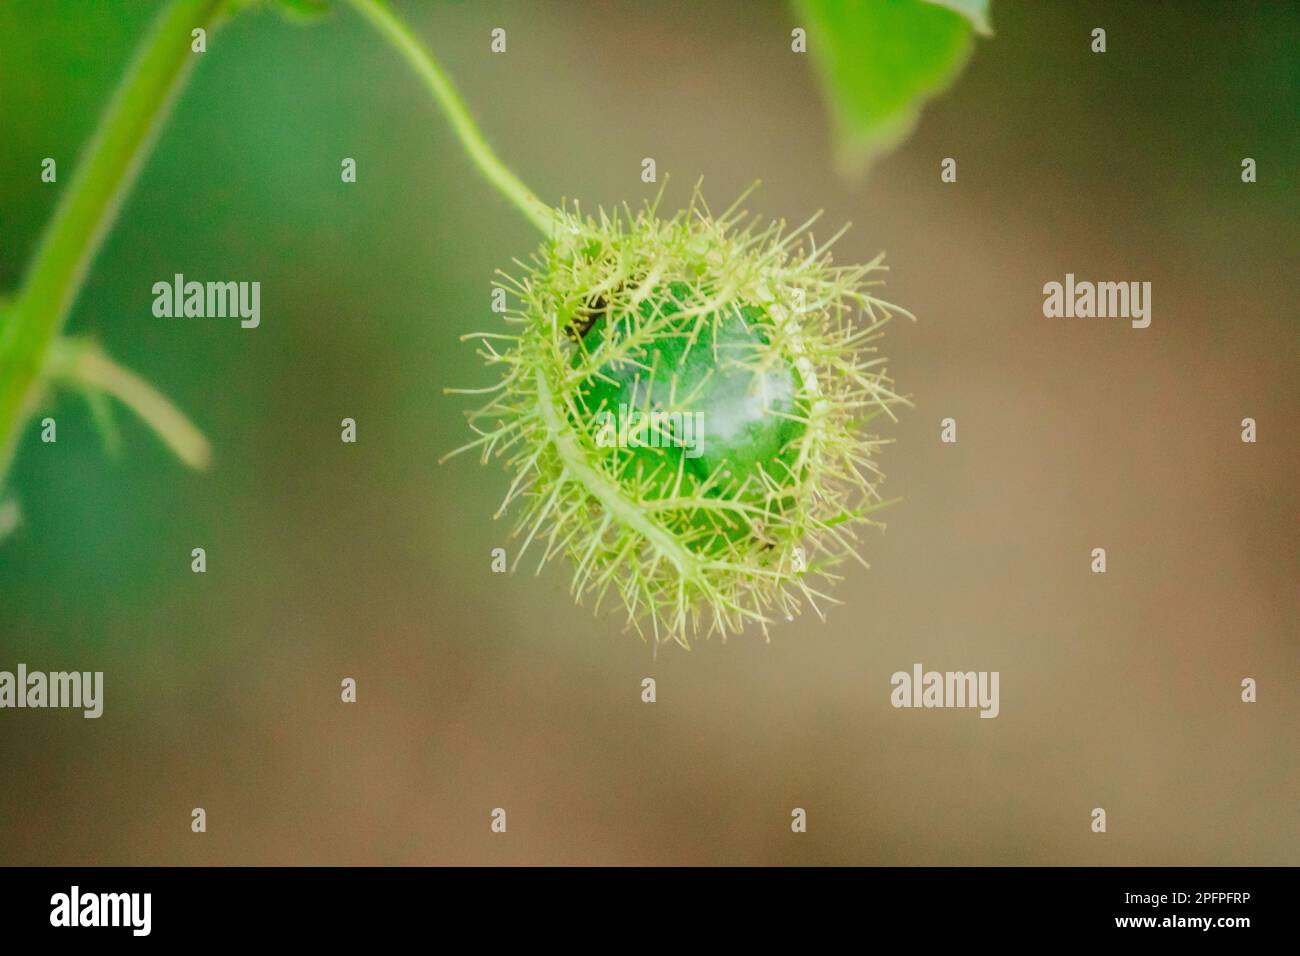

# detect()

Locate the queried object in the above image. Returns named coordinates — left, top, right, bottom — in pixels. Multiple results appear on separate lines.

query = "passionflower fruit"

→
left=449, top=189, right=910, bottom=647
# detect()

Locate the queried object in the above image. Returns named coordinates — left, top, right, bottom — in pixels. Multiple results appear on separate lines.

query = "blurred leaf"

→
left=796, top=0, right=991, bottom=174
left=924, top=0, right=993, bottom=36
left=0, top=294, right=12, bottom=541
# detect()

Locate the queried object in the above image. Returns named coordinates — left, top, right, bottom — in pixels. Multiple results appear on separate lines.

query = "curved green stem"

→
left=0, top=0, right=228, bottom=487
left=346, top=0, right=556, bottom=236
left=47, top=338, right=211, bottom=470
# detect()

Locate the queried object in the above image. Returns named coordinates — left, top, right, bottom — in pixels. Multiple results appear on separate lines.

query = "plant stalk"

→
left=346, top=0, right=557, bottom=236
left=0, top=0, right=227, bottom=488
left=46, top=339, right=212, bottom=470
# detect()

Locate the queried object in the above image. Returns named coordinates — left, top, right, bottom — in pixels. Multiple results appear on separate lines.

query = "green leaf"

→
left=795, top=0, right=992, bottom=174
left=924, top=0, right=993, bottom=36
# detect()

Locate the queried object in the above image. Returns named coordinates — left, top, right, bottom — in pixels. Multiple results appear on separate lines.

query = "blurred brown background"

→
left=0, top=0, right=1296, bottom=864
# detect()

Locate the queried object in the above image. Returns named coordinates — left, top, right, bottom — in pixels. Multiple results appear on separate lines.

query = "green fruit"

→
left=450, top=191, right=910, bottom=646
left=572, top=283, right=806, bottom=550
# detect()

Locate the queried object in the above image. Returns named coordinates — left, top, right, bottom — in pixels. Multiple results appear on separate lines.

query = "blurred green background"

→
left=0, top=0, right=1296, bottom=864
